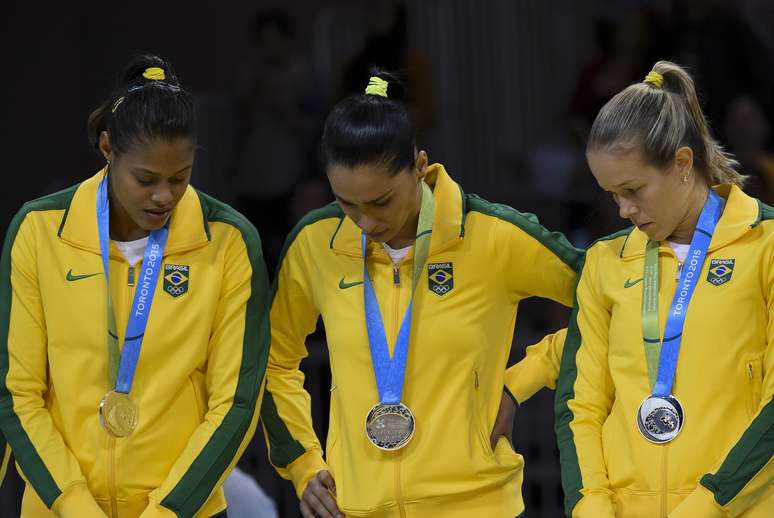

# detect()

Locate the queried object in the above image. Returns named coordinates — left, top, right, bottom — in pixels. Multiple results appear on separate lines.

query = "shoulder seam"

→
left=465, top=194, right=582, bottom=271
left=276, top=202, right=343, bottom=275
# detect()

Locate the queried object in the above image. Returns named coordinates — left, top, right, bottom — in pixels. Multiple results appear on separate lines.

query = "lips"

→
left=143, top=208, right=172, bottom=222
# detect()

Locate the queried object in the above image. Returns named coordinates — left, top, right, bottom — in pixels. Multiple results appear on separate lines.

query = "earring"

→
left=682, top=175, right=688, bottom=183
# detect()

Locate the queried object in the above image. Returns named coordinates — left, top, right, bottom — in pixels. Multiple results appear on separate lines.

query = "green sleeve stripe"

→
left=257, top=202, right=342, bottom=469
left=700, top=394, right=774, bottom=505
left=260, top=391, right=306, bottom=467
left=465, top=194, right=583, bottom=272
left=553, top=253, right=586, bottom=515
left=0, top=185, right=78, bottom=507
left=161, top=192, right=271, bottom=517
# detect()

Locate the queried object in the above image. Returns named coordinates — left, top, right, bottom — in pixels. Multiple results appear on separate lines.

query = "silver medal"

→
left=365, top=402, right=415, bottom=450
left=636, top=394, right=684, bottom=444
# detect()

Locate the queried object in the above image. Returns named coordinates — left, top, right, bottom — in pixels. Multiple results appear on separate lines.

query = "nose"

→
left=618, top=197, right=638, bottom=220
left=357, top=214, right=380, bottom=235
left=151, top=186, right=174, bottom=206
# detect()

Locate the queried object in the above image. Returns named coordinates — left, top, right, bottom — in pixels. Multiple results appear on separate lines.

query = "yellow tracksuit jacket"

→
left=261, top=164, right=582, bottom=517
left=555, top=184, right=774, bottom=517
left=0, top=170, right=270, bottom=517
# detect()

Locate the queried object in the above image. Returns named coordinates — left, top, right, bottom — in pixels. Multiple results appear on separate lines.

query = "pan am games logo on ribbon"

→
left=428, top=262, right=453, bottom=296
left=706, top=258, right=734, bottom=286
left=164, top=264, right=190, bottom=297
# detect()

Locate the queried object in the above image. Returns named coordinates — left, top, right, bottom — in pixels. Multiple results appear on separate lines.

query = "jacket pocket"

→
left=472, top=368, right=494, bottom=456
left=188, top=371, right=207, bottom=422
left=326, top=384, right=341, bottom=454
left=744, top=354, right=764, bottom=417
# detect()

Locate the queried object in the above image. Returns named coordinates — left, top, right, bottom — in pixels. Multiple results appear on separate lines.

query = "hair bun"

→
left=121, top=54, right=179, bottom=87
left=366, top=68, right=408, bottom=102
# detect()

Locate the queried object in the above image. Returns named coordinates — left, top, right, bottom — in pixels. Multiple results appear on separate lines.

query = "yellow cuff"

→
left=286, top=448, right=329, bottom=498
left=573, top=492, right=616, bottom=518
left=668, top=485, right=724, bottom=518
left=51, top=482, right=106, bottom=518
left=504, top=355, right=552, bottom=404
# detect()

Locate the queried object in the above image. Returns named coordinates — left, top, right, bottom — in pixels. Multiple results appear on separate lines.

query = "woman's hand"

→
left=490, top=390, right=517, bottom=451
left=300, top=470, right=344, bottom=518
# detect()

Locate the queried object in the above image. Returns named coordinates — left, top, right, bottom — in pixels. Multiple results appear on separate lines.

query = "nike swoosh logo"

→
left=624, top=277, right=643, bottom=288
left=66, top=269, right=101, bottom=282
left=338, top=278, right=364, bottom=289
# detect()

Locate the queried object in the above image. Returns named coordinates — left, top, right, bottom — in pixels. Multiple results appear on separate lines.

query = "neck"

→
left=386, top=186, right=422, bottom=249
left=108, top=196, right=147, bottom=242
left=386, top=213, right=419, bottom=248
left=667, top=183, right=711, bottom=244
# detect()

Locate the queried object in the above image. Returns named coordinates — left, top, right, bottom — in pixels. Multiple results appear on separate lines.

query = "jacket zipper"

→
left=108, top=262, right=134, bottom=517
left=108, top=436, right=118, bottom=518
left=391, top=262, right=406, bottom=517
left=660, top=445, right=668, bottom=518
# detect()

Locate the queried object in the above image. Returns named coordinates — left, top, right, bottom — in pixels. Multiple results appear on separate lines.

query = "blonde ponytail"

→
left=588, top=60, right=745, bottom=187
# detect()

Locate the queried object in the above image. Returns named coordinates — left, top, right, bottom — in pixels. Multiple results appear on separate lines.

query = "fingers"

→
left=319, top=469, right=338, bottom=497
left=300, top=471, right=342, bottom=518
left=299, top=499, right=316, bottom=518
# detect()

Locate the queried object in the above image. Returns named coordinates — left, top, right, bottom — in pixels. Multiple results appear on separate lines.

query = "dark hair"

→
left=321, top=69, right=415, bottom=176
left=87, top=54, right=196, bottom=157
left=588, top=60, right=743, bottom=186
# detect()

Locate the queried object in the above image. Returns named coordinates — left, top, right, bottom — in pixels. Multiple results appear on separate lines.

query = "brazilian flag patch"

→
left=706, top=258, right=734, bottom=286
left=164, top=264, right=190, bottom=297
left=428, top=262, right=453, bottom=296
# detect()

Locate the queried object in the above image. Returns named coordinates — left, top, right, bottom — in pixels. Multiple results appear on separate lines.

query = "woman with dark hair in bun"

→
left=0, top=54, right=270, bottom=517
left=261, top=70, right=581, bottom=517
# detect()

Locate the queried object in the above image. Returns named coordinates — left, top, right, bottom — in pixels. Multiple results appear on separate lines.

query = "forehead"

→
left=120, top=137, right=195, bottom=173
left=327, top=163, right=408, bottom=201
left=587, top=149, right=659, bottom=190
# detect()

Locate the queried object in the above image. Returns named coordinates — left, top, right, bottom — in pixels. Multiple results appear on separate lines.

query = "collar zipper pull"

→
left=128, top=266, right=135, bottom=286
left=393, top=265, right=401, bottom=285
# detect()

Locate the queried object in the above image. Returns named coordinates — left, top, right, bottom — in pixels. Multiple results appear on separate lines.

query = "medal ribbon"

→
left=97, top=173, right=168, bottom=394
left=640, top=189, right=723, bottom=396
left=362, top=181, right=434, bottom=405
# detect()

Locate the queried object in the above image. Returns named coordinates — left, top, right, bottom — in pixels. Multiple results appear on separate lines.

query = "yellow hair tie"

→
left=644, top=70, right=663, bottom=88
left=365, top=76, right=389, bottom=98
left=143, top=67, right=166, bottom=81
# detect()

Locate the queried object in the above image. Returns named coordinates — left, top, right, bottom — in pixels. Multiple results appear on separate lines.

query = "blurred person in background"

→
left=723, top=95, right=774, bottom=204
left=235, top=9, right=322, bottom=272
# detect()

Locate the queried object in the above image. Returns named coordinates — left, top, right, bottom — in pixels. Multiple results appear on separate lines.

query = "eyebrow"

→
left=611, top=179, right=640, bottom=189
left=335, top=189, right=394, bottom=206
left=132, top=165, right=192, bottom=176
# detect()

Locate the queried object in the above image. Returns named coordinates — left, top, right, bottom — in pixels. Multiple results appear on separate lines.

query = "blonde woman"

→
left=556, top=61, right=774, bottom=517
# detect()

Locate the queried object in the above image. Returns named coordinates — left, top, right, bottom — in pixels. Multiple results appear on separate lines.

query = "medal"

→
left=636, top=394, right=684, bottom=444
left=636, top=190, right=723, bottom=443
left=99, top=390, right=139, bottom=437
left=365, top=402, right=415, bottom=450
left=361, top=182, right=435, bottom=449
left=96, top=173, right=168, bottom=437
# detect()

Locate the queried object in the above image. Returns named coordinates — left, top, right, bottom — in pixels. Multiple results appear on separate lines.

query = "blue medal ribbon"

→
left=362, top=250, right=413, bottom=404
left=361, top=182, right=434, bottom=405
left=650, top=189, right=723, bottom=397
left=97, top=173, right=168, bottom=394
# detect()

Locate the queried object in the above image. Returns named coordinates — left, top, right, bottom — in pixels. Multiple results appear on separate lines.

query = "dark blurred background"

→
left=2, top=0, right=773, bottom=516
